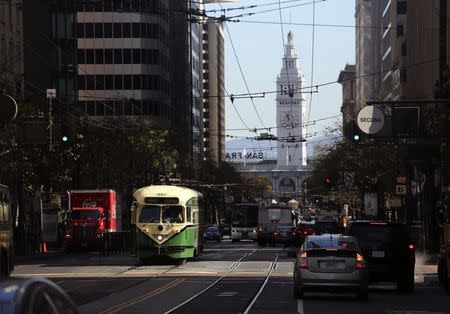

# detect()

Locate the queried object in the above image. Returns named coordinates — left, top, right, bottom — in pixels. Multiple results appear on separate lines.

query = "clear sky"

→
left=205, top=0, right=355, bottom=144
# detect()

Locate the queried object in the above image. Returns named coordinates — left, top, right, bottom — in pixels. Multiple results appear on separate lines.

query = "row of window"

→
left=76, top=22, right=165, bottom=40
left=76, top=0, right=166, bottom=15
left=80, top=99, right=168, bottom=117
left=78, top=74, right=166, bottom=91
left=77, top=48, right=160, bottom=65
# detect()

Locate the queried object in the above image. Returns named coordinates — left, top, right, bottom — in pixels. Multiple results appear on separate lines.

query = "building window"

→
left=105, top=75, right=114, bottom=89
left=105, top=49, right=113, bottom=64
left=113, top=23, right=122, bottom=38
left=85, top=23, right=94, bottom=38
left=123, top=75, right=132, bottom=89
left=114, top=75, right=123, bottom=90
left=132, top=23, right=140, bottom=38
left=114, top=49, right=122, bottom=64
left=86, top=75, right=95, bottom=90
left=133, top=75, right=141, bottom=90
left=123, top=49, right=132, bottom=64
left=96, top=75, right=105, bottom=90
left=123, top=23, right=131, bottom=38
left=95, top=49, right=104, bottom=64
left=94, top=23, right=103, bottom=38
left=104, top=23, right=112, bottom=38
left=86, top=49, right=94, bottom=64
left=132, top=49, right=141, bottom=64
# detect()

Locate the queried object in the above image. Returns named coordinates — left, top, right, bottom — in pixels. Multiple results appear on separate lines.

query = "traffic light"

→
left=324, top=177, right=333, bottom=189
left=62, top=135, right=69, bottom=142
left=344, top=120, right=363, bottom=143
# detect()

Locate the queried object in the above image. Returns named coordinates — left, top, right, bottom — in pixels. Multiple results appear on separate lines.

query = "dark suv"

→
left=345, top=221, right=415, bottom=292
left=315, top=220, right=341, bottom=235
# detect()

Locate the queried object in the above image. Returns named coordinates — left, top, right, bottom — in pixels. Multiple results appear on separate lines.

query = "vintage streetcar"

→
left=131, top=185, right=205, bottom=263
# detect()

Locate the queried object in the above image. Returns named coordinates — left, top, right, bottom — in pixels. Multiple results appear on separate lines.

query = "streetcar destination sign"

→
left=356, top=106, right=385, bottom=134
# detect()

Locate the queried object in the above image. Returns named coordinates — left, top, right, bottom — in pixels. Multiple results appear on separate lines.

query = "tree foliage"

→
left=309, top=138, right=408, bottom=207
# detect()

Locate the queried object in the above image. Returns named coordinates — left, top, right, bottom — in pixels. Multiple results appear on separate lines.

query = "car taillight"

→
left=299, top=252, right=308, bottom=269
left=356, top=253, right=365, bottom=269
left=273, top=232, right=279, bottom=237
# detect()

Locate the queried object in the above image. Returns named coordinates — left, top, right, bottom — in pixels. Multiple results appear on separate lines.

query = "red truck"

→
left=64, top=190, right=117, bottom=251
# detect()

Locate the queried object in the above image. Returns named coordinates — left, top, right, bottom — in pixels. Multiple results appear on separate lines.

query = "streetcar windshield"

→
left=162, top=205, right=184, bottom=223
left=139, top=205, right=160, bottom=223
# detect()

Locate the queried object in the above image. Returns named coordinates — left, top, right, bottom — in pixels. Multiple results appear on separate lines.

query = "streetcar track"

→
left=163, top=248, right=284, bottom=314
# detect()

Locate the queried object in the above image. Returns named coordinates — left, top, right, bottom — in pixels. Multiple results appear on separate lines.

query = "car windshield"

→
left=162, top=205, right=184, bottom=223
left=71, top=210, right=102, bottom=220
left=139, top=205, right=160, bottom=223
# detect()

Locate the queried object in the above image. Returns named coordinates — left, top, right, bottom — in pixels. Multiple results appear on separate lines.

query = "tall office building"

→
left=202, top=22, right=225, bottom=163
left=75, top=1, right=171, bottom=122
left=0, top=0, right=24, bottom=98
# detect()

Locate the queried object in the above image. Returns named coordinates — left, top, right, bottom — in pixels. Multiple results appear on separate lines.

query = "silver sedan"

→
left=293, top=234, right=369, bottom=300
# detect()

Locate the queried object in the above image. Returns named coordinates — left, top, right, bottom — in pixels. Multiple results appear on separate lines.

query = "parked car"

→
left=0, top=277, right=79, bottom=314
left=293, top=234, right=368, bottom=300
left=273, top=224, right=297, bottom=246
left=257, top=224, right=277, bottom=246
left=203, top=225, right=222, bottom=242
left=345, top=221, right=415, bottom=292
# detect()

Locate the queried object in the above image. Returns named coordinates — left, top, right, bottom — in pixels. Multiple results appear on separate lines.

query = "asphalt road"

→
left=8, top=241, right=450, bottom=314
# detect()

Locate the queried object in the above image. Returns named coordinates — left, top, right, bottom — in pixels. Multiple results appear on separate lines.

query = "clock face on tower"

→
left=280, top=112, right=298, bottom=128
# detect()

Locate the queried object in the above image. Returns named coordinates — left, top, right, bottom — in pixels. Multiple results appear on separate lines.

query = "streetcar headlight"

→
left=157, top=235, right=163, bottom=241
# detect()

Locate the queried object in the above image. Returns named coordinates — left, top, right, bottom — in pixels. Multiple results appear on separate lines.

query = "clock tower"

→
left=276, top=31, right=307, bottom=167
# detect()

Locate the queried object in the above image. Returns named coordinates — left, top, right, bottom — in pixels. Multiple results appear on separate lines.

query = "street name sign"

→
left=396, top=185, right=407, bottom=195
left=356, top=106, right=385, bottom=134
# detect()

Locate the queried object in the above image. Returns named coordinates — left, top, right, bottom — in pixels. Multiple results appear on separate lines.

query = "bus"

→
left=0, top=184, right=14, bottom=276
left=131, top=185, right=205, bottom=263
left=231, top=203, right=259, bottom=242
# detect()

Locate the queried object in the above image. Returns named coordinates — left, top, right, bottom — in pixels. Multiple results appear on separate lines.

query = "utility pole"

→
left=46, top=89, right=56, bottom=151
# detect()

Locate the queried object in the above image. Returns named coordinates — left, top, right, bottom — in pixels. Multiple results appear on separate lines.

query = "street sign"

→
left=356, top=106, right=385, bottom=134
left=46, top=89, right=56, bottom=99
left=0, top=93, right=18, bottom=124
left=224, top=195, right=234, bottom=204
left=343, top=171, right=355, bottom=186
left=364, top=193, right=378, bottom=217
left=395, top=185, right=407, bottom=195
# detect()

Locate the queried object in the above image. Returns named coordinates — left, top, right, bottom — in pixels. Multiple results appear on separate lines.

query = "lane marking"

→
left=55, top=281, right=64, bottom=285
left=242, top=253, right=281, bottom=314
left=163, top=250, right=257, bottom=314
left=97, top=278, right=185, bottom=314
left=297, top=299, right=304, bottom=314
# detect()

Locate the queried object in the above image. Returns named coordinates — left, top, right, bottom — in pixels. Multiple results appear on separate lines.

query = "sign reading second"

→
left=357, top=106, right=385, bottom=135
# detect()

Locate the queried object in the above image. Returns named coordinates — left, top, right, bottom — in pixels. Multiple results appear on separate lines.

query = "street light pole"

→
left=46, top=89, right=56, bottom=151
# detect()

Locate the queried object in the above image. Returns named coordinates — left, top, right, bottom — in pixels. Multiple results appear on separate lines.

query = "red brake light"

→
left=356, top=253, right=365, bottom=269
left=369, top=222, right=387, bottom=225
left=299, top=252, right=308, bottom=269
left=409, top=244, right=414, bottom=250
